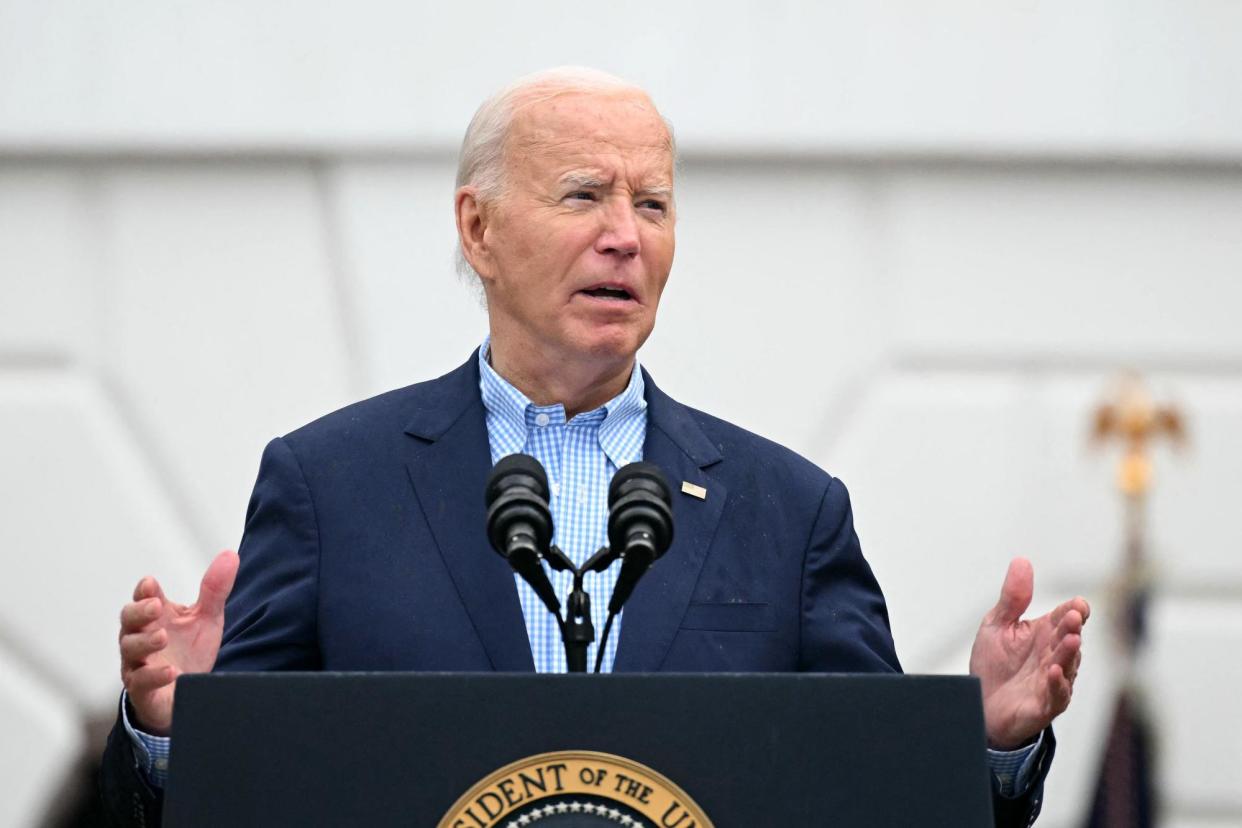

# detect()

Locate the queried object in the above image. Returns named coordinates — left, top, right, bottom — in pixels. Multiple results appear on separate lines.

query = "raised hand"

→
left=969, top=557, right=1090, bottom=749
left=117, top=550, right=240, bottom=735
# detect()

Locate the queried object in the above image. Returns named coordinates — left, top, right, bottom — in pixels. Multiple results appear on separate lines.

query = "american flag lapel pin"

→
left=680, top=481, right=707, bottom=500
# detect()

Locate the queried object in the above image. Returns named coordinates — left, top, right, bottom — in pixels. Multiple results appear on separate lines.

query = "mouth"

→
left=577, top=283, right=637, bottom=303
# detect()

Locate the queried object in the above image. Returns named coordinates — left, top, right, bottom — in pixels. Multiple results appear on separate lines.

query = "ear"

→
left=455, top=187, right=495, bottom=280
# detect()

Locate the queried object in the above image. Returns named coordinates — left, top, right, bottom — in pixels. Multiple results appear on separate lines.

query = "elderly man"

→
left=103, top=68, right=1088, bottom=826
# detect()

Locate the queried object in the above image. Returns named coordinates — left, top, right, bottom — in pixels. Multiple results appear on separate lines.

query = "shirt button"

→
left=535, top=413, right=550, bottom=427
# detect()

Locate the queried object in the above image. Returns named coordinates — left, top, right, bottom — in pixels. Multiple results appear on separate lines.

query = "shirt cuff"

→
left=986, top=731, right=1045, bottom=798
left=121, top=690, right=171, bottom=788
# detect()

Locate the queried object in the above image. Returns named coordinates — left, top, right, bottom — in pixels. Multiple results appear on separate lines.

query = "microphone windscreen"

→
left=607, top=461, right=671, bottom=507
left=606, top=462, right=674, bottom=560
left=486, top=453, right=551, bottom=507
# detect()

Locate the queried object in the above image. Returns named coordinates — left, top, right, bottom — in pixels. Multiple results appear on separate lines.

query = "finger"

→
left=120, top=629, right=168, bottom=668
left=132, top=576, right=168, bottom=604
left=195, top=550, right=240, bottom=619
left=1049, top=596, right=1091, bottom=629
left=126, top=662, right=176, bottom=696
left=119, top=597, right=163, bottom=633
left=1046, top=663, right=1072, bottom=715
left=1076, top=597, right=1091, bottom=625
left=1050, top=633, right=1082, bottom=670
left=1054, top=608, right=1084, bottom=638
left=988, top=557, right=1033, bottom=626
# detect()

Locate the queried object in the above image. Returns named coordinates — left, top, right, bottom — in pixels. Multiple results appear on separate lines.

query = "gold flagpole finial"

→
left=1091, top=373, right=1185, bottom=498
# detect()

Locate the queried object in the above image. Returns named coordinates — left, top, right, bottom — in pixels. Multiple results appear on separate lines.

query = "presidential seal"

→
left=439, top=750, right=713, bottom=828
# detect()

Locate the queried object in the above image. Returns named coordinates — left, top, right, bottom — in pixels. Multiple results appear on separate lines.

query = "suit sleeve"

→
left=800, top=477, right=1055, bottom=827
left=99, top=696, right=163, bottom=828
left=98, top=436, right=322, bottom=825
left=214, top=436, right=322, bottom=672
left=992, top=728, right=1056, bottom=828
left=799, top=476, right=902, bottom=673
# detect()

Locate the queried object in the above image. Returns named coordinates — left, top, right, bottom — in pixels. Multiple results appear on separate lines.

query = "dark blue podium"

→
left=164, top=673, right=994, bottom=826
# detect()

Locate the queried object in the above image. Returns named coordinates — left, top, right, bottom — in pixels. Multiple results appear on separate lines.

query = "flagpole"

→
left=1087, top=374, right=1183, bottom=828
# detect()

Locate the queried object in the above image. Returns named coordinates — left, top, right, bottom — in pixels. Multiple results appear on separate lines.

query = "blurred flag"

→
left=1085, top=375, right=1182, bottom=828
left=1087, top=688, right=1155, bottom=827
left=1084, top=568, right=1155, bottom=827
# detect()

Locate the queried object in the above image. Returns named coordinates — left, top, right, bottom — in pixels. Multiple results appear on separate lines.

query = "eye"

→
left=566, top=191, right=596, bottom=202
left=637, top=199, right=668, bottom=214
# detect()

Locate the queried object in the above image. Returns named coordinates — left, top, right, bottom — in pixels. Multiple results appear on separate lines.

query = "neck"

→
left=487, top=333, right=633, bottom=419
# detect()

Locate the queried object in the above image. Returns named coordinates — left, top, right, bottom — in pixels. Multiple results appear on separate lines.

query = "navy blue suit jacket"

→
left=216, top=351, right=900, bottom=675
left=101, top=352, right=1050, bottom=825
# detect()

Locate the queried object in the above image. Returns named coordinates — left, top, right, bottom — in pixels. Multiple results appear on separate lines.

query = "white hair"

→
left=454, top=66, right=676, bottom=286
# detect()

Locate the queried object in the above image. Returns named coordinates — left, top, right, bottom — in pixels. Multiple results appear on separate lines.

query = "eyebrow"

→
left=559, top=172, right=606, bottom=190
left=557, top=172, right=673, bottom=199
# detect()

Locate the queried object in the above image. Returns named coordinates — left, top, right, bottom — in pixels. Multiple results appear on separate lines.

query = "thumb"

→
left=989, top=557, right=1033, bottom=626
left=195, top=550, right=240, bottom=619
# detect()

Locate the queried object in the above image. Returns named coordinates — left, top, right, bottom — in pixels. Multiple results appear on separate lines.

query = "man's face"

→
left=474, top=90, right=676, bottom=366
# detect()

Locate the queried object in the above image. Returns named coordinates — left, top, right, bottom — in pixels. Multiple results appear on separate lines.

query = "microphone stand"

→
left=563, top=569, right=594, bottom=673
left=541, top=547, right=589, bottom=672
left=545, top=545, right=620, bottom=672
left=486, top=456, right=673, bottom=673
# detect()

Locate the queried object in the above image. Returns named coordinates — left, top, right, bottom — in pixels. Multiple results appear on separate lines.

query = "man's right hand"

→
left=118, top=550, right=240, bottom=735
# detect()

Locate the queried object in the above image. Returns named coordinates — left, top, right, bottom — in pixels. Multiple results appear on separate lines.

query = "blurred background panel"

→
left=2, top=2, right=1240, bottom=825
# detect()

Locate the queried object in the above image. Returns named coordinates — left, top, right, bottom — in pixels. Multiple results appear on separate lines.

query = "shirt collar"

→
left=596, top=359, right=647, bottom=469
left=477, top=337, right=647, bottom=466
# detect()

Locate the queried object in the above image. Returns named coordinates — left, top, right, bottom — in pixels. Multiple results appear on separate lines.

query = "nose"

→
left=594, top=197, right=641, bottom=259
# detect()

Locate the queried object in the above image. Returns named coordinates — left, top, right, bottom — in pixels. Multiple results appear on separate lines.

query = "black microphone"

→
left=605, top=462, right=674, bottom=615
left=485, top=454, right=561, bottom=617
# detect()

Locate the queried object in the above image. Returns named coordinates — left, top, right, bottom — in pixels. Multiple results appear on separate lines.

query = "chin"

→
left=568, top=325, right=648, bottom=364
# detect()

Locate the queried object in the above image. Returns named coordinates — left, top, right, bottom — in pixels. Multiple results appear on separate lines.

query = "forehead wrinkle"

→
left=507, top=93, right=673, bottom=157
left=520, top=142, right=672, bottom=185
left=515, top=131, right=669, bottom=158
left=504, top=98, right=674, bottom=192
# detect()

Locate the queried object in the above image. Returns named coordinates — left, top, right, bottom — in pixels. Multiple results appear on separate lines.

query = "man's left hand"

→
left=969, top=557, right=1090, bottom=749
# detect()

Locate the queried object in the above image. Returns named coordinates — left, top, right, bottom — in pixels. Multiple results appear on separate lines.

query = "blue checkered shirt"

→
left=125, top=339, right=1042, bottom=795
left=478, top=339, right=647, bottom=675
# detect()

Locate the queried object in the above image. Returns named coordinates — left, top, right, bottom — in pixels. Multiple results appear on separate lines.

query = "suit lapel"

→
left=403, top=354, right=535, bottom=672
left=399, top=356, right=725, bottom=674
left=613, top=371, right=726, bottom=672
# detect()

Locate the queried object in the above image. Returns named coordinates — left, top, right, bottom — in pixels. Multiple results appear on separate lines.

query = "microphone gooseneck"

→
left=605, top=462, right=674, bottom=615
left=485, top=454, right=562, bottom=617
left=484, top=455, right=677, bottom=674
left=592, top=462, right=675, bottom=673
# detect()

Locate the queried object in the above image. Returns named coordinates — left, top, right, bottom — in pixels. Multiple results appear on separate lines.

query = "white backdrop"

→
left=3, top=3, right=1241, bottom=825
